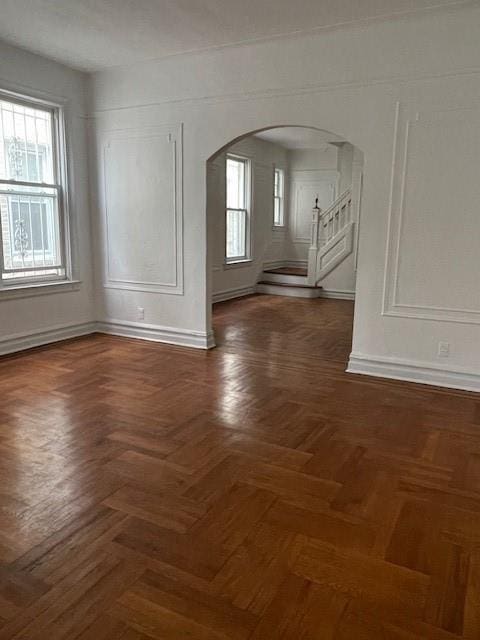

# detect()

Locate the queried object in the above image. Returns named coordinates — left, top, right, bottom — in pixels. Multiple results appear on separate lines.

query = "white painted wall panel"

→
left=102, top=128, right=182, bottom=293
left=395, top=111, right=480, bottom=314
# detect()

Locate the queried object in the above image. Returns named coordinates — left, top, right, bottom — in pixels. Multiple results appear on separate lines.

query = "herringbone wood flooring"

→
left=0, top=294, right=479, bottom=638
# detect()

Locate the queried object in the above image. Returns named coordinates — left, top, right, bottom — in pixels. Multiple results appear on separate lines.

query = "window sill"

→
left=0, top=279, right=81, bottom=301
left=224, top=259, right=254, bottom=270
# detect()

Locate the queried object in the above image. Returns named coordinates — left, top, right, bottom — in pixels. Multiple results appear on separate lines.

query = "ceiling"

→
left=0, top=0, right=466, bottom=72
left=255, top=127, right=344, bottom=150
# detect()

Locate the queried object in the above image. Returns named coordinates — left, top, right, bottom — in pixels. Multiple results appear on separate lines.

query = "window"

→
left=0, top=93, right=69, bottom=287
left=273, top=167, right=285, bottom=227
left=226, top=154, right=250, bottom=263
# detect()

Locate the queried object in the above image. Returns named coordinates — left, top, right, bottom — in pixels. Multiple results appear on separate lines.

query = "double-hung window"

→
left=0, top=92, right=69, bottom=287
left=273, top=167, right=285, bottom=227
left=226, top=154, right=250, bottom=263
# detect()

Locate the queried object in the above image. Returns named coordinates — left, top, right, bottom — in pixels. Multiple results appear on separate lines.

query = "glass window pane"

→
left=274, top=198, right=281, bottom=225
left=0, top=99, right=54, bottom=184
left=226, top=157, right=246, bottom=209
left=226, top=209, right=246, bottom=259
left=273, top=168, right=284, bottom=226
left=0, top=186, right=62, bottom=278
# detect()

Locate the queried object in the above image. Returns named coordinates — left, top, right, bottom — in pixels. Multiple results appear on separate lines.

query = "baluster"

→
left=310, top=206, right=319, bottom=249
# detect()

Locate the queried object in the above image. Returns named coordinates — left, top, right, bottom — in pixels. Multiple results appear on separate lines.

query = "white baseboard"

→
left=212, top=285, right=255, bottom=304
left=97, top=319, right=215, bottom=350
left=319, top=289, right=356, bottom=301
left=348, top=353, right=480, bottom=393
left=0, top=321, right=96, bottom=357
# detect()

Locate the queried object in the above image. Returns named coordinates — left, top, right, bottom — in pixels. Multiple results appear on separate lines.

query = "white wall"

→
left=209, top=136, right=288, bottom=302
left=0, top=41, right=94, bottom=352
left=89, top=4, right=480, bottom=389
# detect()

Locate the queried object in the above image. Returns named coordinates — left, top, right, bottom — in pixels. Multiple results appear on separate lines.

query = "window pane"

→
left=273, top=168, right=284, bottom=226
left=0, top=187, right=63, bottom=279
left=0, top=99, right=54, bottom=184
left=274, top=169, right=284, bottom=197
left=274, top=197, right=281, bottom=225
left=226, top=157, right=246, bottom=209
left=226, top=209, right=246, bottom=259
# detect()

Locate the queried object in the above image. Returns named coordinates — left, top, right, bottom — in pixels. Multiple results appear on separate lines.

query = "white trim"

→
left=212, top=285, right=255, bottom=303
left=0, top=318, right=216, bottom=356
left=0, top=279, right=81, bottom=301
left=223, top=259, right=254, bottom=270
left=319, top=289, right=355, bottom=300
left=90, top=3, right=479, bottom=116
left=347, top=352, right=480, bottom=393
left=0, top=87, right=73, bottom=289
left=0, top=321, right=96, bottom=357
left=97, top=319, right=215, bottom=349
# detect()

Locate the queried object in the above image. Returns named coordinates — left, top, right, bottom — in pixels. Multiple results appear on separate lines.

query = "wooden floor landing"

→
left=0, top=294, right=479, bottom=638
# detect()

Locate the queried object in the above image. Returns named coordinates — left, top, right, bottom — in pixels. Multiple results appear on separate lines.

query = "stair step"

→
left=257, top=281, right=320, bottom=289
left=260, top=271, right=309, bottom=286
left=256, top=281, right=323, bottom=299
left=263, top=267, right=308, bottom=277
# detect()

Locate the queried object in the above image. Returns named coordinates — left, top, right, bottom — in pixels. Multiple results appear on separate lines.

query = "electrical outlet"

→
left=137, top=307, right=145, bottom=321
left=438, top=341, right=450, bottom=357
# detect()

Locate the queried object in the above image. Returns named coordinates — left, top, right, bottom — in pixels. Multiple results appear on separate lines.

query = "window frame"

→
left=0, top=88, right=72, bottom=291
left=225, top=153, right=251, bottom=265
left=273, top=166, right=285, bottom=228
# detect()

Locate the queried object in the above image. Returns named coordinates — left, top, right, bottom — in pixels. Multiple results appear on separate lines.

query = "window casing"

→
left=273, top=167, right=285, bottom=227
left=225, top=154, right=250, bottom=263
left=0, top=92, right=70, bottom=288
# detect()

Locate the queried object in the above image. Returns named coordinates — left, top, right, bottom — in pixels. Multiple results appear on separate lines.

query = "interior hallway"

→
left=0, top=295, right=478, bottom=638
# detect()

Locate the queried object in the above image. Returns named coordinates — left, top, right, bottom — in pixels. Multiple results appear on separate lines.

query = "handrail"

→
left=307, top=187, right=353, bottom=285
left=318, top=188, right=351, bottom=225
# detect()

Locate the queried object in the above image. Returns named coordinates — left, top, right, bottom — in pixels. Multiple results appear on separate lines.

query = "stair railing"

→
left=307, top=188, right=353, bottom=285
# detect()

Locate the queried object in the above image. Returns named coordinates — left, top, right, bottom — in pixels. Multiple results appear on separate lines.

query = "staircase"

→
left=256, top=188, right=354, bottom=298
left=256, top=266, right=322, bottom=298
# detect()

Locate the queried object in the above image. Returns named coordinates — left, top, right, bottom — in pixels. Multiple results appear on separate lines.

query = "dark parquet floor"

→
left=0, top=294, right=479, bottom=638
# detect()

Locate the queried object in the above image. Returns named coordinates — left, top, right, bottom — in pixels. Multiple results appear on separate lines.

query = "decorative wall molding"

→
left=100, top=123, right=184, bottom=295
left=382, top=103, right=480, bottom=325
left=212, top=285, right=256, bottom=304
left=97, top=320, right=215, bottom=349
left=0, top=280, right=81, bottom=301
left=291, top=173, right=339, bottom=244
left=347, top=352, right=480, bottom=393
left=0, top=321, right=96, bottom=357
left=90, top=40, right=480, bottom=116
left=316, top=221, right=354, bottom=282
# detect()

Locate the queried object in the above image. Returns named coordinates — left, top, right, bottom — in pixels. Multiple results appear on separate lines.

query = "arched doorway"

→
left=206, top=125, right=364, bottom=349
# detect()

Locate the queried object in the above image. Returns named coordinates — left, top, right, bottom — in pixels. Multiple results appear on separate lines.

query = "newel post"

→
left=307, top=198, right=321, bottom=285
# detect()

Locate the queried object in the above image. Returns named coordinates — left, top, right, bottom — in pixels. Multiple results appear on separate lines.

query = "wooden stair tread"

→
left=263, top=267, right=308, bottom=276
